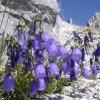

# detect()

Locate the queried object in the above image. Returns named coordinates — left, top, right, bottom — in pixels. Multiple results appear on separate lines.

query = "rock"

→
left=71, top=78, right=94, bottom=90
left=96, top=73, right=100, bottom=79
left=87, top=12, right=100, bottom=28
left=37, top=94, right=73, bottom=100
left=1, top=0, right=60, bottom=33
left=61, top=78, right=100, bottom=100
left=61, top=86, right=73, bottom=95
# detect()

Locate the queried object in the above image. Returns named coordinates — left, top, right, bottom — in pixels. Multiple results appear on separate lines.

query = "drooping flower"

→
left=92, top=64, right=98, bottom=75
left=72, top=48, right=82, bottom=62
left=34, top=49, right=45, bottom=63
left=58, top=45, right=69, bottom=60
left=83, top=68, right=91, bottom=79
left=70, top=69, right=76, bottom=82
left=73, top=31, right=81, bottom=40
left=45, top=39, right=59, bottom=58
left=49, top=63, right=60, bottom=77
left=38, top=79, right=46, bottom=91
left=3, top=75, right=15, bottom=92
left=34, top=63, right=46, bottom=79
left=62, top=58, right=74, bottom=75
left=33, top=34, right=43, bottom=50
left=30, top=82, right=38, bottom=96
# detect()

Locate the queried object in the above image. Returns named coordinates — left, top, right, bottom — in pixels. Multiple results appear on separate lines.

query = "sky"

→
left=59, top=0, right=100, bottom=26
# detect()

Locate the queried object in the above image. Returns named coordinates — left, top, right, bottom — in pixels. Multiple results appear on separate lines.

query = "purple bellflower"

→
left=38, top=79, right=46, bottom=91
left=83, top=68, right=91, bottom=79
left=3, top=75, right=15, bottom=92
left=34, top=63, right=46, bottom=79
left=33, top=34, right=43, bottom=50
left=62, top=58, right=74, bottom=75
left=30, top=82, right=38, bottom=96
left=72, top=48, right=82, bottom=62
left=49, top=63, right=60, bottom=77
left=58, top=45, right=69, bottom=60
left=45, top=39, right=59, bottom=58
left=34, top=49, right=45, bottom=63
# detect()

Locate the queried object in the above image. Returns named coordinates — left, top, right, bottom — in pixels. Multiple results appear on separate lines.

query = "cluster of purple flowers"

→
left=3, top=25, right=100, bottom=96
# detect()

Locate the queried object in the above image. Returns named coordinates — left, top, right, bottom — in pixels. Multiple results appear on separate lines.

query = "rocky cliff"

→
left=0, top=0, right=60, bottom=34
left=87, top=12, right=100, bottom=28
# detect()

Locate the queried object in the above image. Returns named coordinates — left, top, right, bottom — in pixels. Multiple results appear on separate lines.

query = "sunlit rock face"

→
left=87, top=12, right=100, bottom=28
left=0, top=0, right=60, bottom=33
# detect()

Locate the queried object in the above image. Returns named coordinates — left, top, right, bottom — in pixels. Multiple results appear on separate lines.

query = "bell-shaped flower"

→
left=72, top=48, right=82, bottom=61
left=83, top=68, right=91, bottom=79
left=49, top=63, right=60, bottom=77
left=38, top=79, right=46, bottom=91
left=73, top=31, right=81, bottom=40
left=58, top=45, right=69, bottom=60
left=30, top=82, right=38, bottom=96
left=70, top=69, right=76, bottom=82
left=34, top=63, right=46, bottom=79
left=62, top=62, right=71, bottom=75
left=33, top=34, right=43, bottom=50
left=34, top=49, right=45, bottom=63
left=45, top=39, right=59, bottom=58
left=3, top=75, right=15, bottom=92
